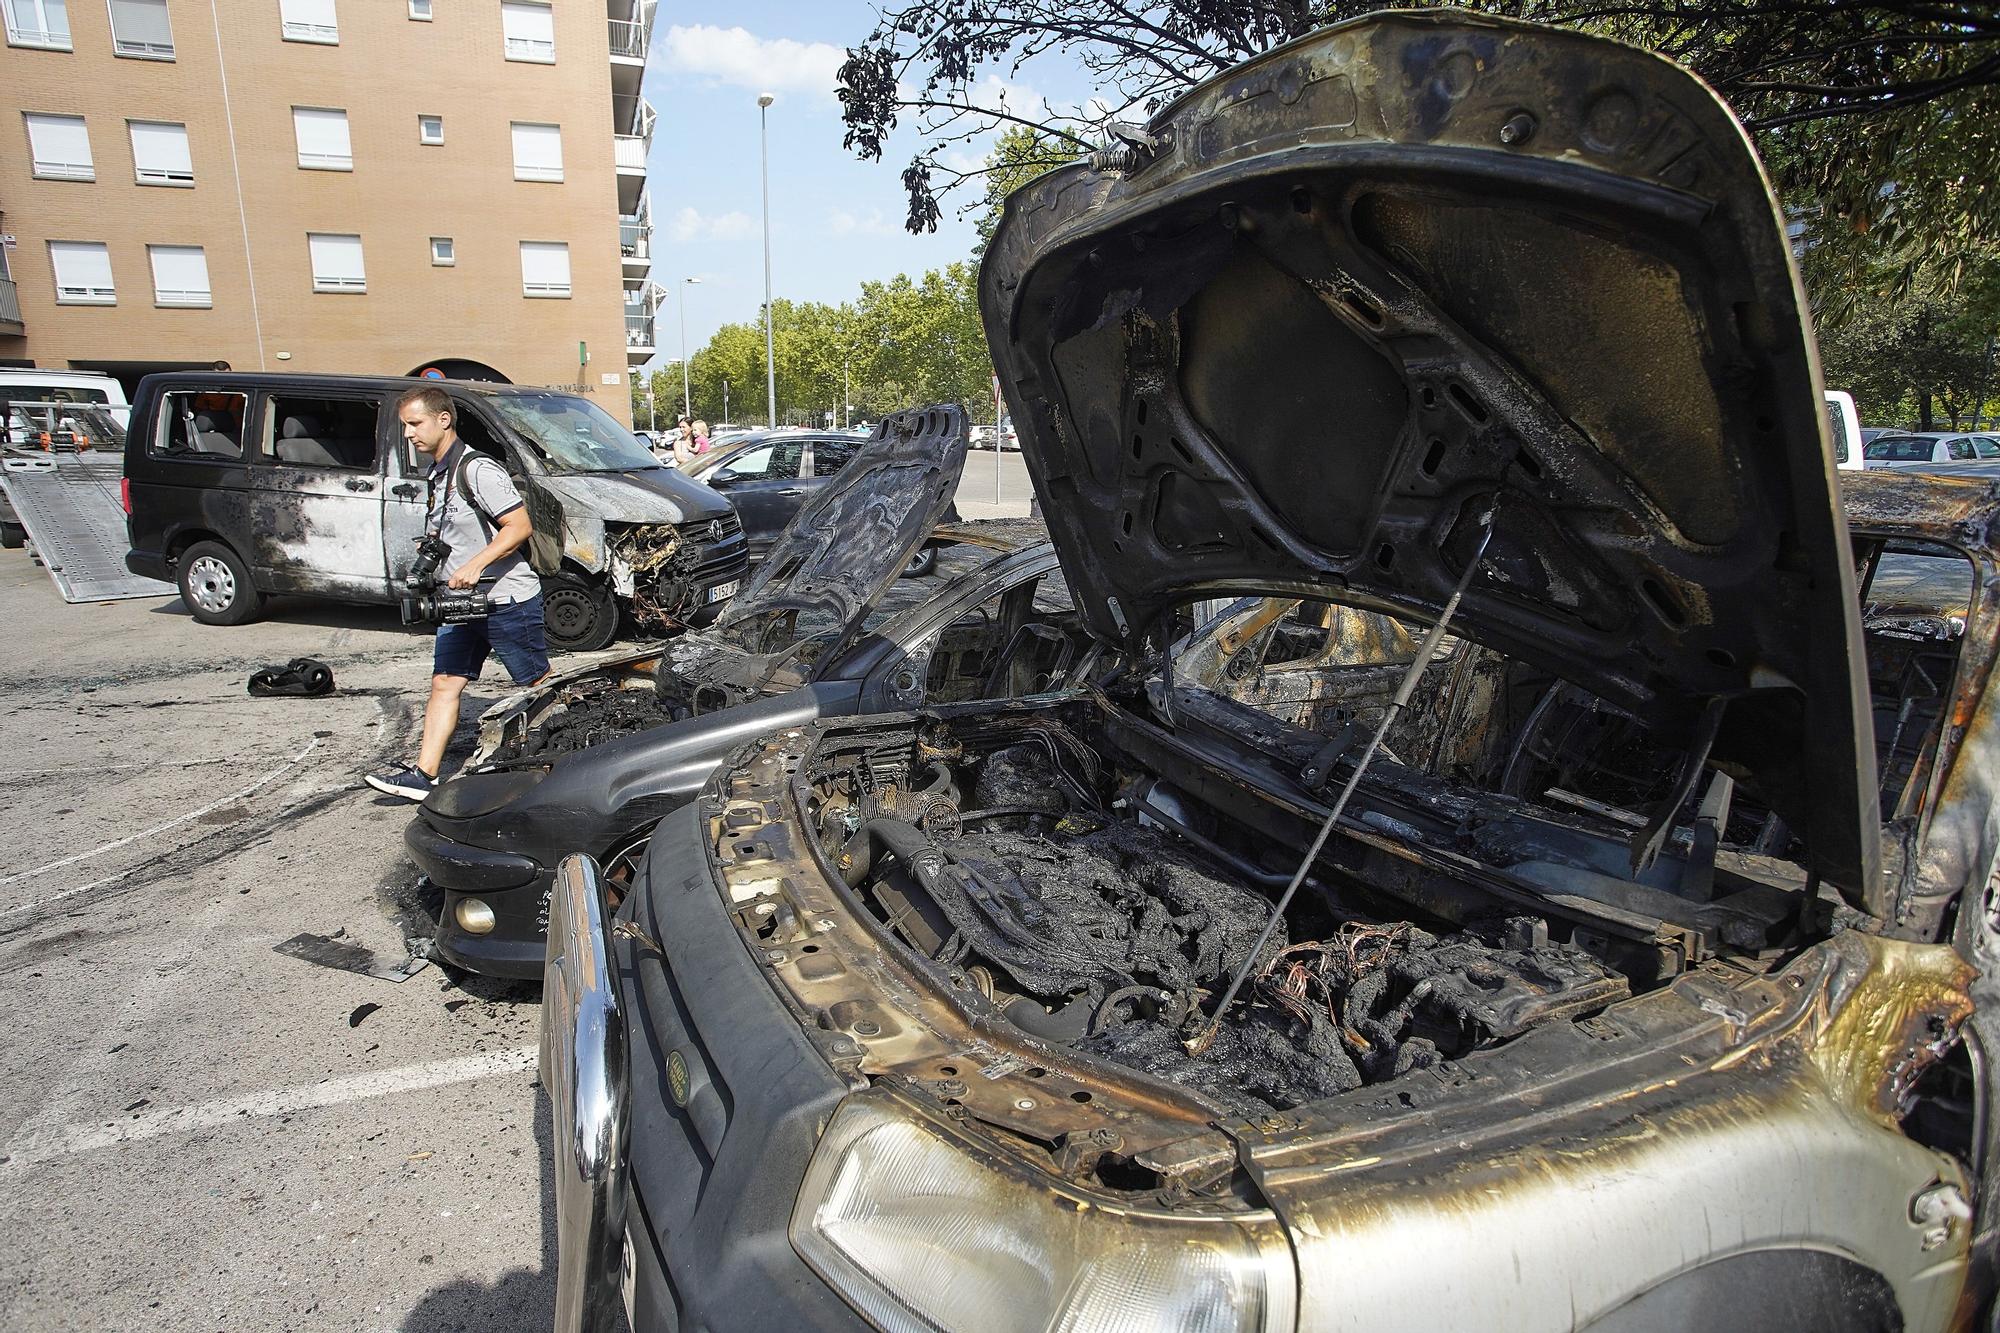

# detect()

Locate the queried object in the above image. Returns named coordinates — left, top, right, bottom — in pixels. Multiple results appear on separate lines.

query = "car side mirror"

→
left=709, top=468, right=738, bottom=486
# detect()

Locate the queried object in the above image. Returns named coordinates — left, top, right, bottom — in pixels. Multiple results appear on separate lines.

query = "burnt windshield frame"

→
left=483, top=391, right=659, bottom=473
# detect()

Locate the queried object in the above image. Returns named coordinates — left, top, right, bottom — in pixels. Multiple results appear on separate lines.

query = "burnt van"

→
left=122, top=373, right=747, bottom=650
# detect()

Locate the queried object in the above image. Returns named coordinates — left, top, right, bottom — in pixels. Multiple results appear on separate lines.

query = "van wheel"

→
left=542, top=573, right=618, bottom=653
left=178, top=541, right=262, bottom=625
left=0, top=522, right=23, bottom=550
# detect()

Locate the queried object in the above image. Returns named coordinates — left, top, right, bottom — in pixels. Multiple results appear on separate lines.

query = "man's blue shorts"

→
left=434, top=595, right=551, bottom=684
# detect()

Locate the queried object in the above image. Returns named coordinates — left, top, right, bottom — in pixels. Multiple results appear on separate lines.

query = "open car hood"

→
left=712, top=406, right=968, bottom=655
left=980, top=12, right=1881, bottom=907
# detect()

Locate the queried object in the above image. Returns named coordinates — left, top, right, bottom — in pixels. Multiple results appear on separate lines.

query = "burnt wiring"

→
left=611, top=524, right=705, bottom=633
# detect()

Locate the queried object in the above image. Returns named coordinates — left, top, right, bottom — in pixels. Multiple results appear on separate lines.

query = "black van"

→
left=123, top=373, right=746, bottom=650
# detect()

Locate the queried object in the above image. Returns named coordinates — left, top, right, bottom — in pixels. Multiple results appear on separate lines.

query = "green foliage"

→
left=1818, top=255, right=2000, bottom=429
left=678, top=266, right=999, bottom=428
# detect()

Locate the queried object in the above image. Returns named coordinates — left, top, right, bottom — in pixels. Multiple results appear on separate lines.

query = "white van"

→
left=1825, top=389, right=1864, bottom=472
left=0, top=370, right=130, bottom=432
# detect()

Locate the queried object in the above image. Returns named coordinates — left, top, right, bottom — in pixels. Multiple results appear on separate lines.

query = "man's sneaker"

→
left=365, top=765, right=437, bottom=802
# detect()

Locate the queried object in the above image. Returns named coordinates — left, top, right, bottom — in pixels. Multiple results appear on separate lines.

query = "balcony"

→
left=613, top=103, right=652, bottom=215
left=0, top=277, right=22, bottom=335
left=620, top=201, right=651, bottom=282
left=608, top=14, right=648, bottom=100
left=625, top=312, right=655, bottom=365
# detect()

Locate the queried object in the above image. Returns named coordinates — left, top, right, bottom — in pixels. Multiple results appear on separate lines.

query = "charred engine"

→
left=811, top=716, right=1628, bottom=1114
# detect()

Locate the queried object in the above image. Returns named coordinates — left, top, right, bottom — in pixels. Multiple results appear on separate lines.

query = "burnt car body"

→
left=121, top=373, right=746, bottom=650
left=409, top=409, right=1088, bottom=977
left=543, top=14, right=2000, bottom=1332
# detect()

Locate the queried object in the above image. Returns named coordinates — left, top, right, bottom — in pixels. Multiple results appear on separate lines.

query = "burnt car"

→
left=408, top=407, right=1088, bottom=977
left=541, top=14, right=2000, bottom=1332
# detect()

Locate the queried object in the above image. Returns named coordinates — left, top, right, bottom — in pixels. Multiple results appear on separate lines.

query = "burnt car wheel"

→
left=542, top=573, right=619, bottom=653
left=177, top=540, right=263, bottom=626
left=904, top=544, right=938, bottom=578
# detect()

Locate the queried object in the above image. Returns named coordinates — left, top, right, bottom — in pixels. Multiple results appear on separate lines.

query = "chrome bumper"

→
left=540, top=854, right=631, bottom=1333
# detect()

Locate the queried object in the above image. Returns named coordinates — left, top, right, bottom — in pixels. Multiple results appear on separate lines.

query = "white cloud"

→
left=670, top=207, right=759, bottom=242
left=660, top=25, right=845, bottom=99
left=826, top=208, right=903, bottom=238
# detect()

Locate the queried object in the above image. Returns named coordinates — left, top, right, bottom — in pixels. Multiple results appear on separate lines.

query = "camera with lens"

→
left=399, top=535, right=492, bottom=625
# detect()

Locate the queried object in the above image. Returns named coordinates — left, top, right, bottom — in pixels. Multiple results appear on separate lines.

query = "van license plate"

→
left=707, top=579, right=740, bottom=603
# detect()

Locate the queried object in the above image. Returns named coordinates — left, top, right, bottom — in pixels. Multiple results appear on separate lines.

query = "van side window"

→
left=398, top=398, right=508, bottom=473
left=155, top=391, right=248, bottom=460
left=260, top=394, right=381, bottom=470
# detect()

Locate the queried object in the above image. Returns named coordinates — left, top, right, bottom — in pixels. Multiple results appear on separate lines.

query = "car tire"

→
left=0, top=522, right=22, bottom=550
left=904, top=544, right=938, bottom=578
left=177, top=540, right=263, bottom=625
left=541, top=573, right=619, bottom=653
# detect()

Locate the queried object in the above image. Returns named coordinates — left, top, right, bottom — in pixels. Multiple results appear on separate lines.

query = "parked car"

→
left=122, top=373, right=746, bottom=651
left=1864, top=431, right=2000, bottom=467
left=406, top=409, right=1087, bottom=977
left=682, top=428, right=956, bottom=574
left=544, top=15, right=2000, bottom=1332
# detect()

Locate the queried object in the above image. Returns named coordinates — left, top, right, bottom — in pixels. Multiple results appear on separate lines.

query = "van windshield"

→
left=484, top=392, right=659, bottom=473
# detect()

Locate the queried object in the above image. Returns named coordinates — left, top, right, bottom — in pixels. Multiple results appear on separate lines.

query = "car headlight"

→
left=791, top=1093, right=1296, bottom=1333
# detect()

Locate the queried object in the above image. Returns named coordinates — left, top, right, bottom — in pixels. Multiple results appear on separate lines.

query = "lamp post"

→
left=677, top=276, right=700, bottom=417
left=758, top=92, right=777, bottom=428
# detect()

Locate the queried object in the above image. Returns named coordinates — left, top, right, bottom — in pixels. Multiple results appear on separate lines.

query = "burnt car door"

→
left=702, top=436, right=806, bottom=551
left=242, top=385, right=392, bottom=598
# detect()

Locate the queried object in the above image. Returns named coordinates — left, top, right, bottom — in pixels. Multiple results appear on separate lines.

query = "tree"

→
left=838, top=1, right=2000, bottom=292
left=1818, top=249, right=2000, bottom=429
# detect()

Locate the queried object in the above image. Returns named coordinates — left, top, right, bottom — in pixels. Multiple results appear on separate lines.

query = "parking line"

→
left=0, top=1045, right=537, bottom=1176
left=0, top=735, right=322, bottom=903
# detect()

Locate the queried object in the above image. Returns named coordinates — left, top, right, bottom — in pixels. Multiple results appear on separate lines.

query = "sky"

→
left=636, top=0, right=1089, bottom=374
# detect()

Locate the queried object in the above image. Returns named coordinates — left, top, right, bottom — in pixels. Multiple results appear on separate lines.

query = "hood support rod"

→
left=1186, top=504, right=1498, bottom=1056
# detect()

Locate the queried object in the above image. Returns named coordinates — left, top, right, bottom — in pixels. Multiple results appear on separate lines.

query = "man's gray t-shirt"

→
left=428, top=444, right=541, bottom=605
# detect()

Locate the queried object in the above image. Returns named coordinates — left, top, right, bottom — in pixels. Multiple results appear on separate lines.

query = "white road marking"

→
left=1, top=1046, right=537, bottom=1175
left=0, top=735, right=322, bottom=905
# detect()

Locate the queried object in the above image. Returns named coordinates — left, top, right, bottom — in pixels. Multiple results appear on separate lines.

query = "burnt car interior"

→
left=784, top=536, right=1978, bottom=1148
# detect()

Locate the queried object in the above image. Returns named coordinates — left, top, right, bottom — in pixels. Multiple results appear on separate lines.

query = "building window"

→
left=148, top=244, right=211, bottom=307
left=510, top=122, right=562, bottom=182
left=108, top=0, right=173, bottom=58
left=129, top=120, right=193, bottom=185
left=49, top=241, right=115, bottom=304
left=520, top=241, right=570, bottom=298
left=24, top=113, right=93, bottom=181
left=308, top=232, right=365, bottom=292
left=407, top=0, right=429, bottom=17
left=500, top=1, right=551, bottom=62
left=278, top=0, right=337, bottom=43
left=430, top=236, right=453, bottom=266
left=5, top=0, right=73, bottom=49
left=292, top=107, right=352, bottom=171
left=418, top=114, right=443, bottom=146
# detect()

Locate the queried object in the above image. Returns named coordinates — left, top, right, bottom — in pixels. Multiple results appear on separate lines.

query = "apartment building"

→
left=0, top=0, right=658, bottom=422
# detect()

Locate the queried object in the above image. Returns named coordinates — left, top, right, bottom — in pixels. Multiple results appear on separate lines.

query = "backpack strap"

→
left=450, top=447, right=498, bottom=541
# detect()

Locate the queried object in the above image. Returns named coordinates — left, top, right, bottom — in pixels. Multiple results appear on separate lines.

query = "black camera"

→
left=399, top=535, right=492, bottom=625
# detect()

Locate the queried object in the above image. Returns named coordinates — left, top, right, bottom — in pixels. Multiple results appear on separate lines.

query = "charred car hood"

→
left=980, top=12, right=1880, bottom=904
left=533, top=466, right=733, bottom=524
left=712, top=406, right=967, bottom=655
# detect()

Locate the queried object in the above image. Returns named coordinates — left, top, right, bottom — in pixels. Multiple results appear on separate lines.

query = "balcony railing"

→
left=0, top=277, right=23, bottom=329
left=608, top=17, right=647, bottom=59
left=614, top=136, right=648, bottom=171
left=625, top=313, right=655, bottom=347
left=619, top=216, right=651, bottom=260
left=611, top=93, right=657, bottom=141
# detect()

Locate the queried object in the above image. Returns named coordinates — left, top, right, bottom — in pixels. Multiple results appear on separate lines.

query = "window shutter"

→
left=108, top=0, right=172, bottom=53
left=25, top=114, right=93, bottom=178
left=49, top=241, right=115, bottom=301
left=278, top=0, right=337, bottom=41
left=129, top=121, right=192, bottom=182
left=308, top=233, right=366, bottom=291
left=500, top=2, right=554, bottom=60
left=292, top=108, right=352, bottom=168
left=511, top=123, right=563, bottom=180
left=519, top=242, right=571, bottom=296
left=148, top=245, right=211, bottom=305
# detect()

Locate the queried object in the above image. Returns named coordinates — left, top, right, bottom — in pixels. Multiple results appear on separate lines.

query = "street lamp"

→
left=678, top=276, right=700, bottom=416
left=758, top=92, right=777, bottom=428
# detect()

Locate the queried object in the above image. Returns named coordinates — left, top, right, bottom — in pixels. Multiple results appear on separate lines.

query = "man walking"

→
left=366, top=386, right=549, bottom=802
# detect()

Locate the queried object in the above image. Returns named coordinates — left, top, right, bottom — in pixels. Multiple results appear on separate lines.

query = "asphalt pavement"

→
left=0, top=557, right=589, bottom=1332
